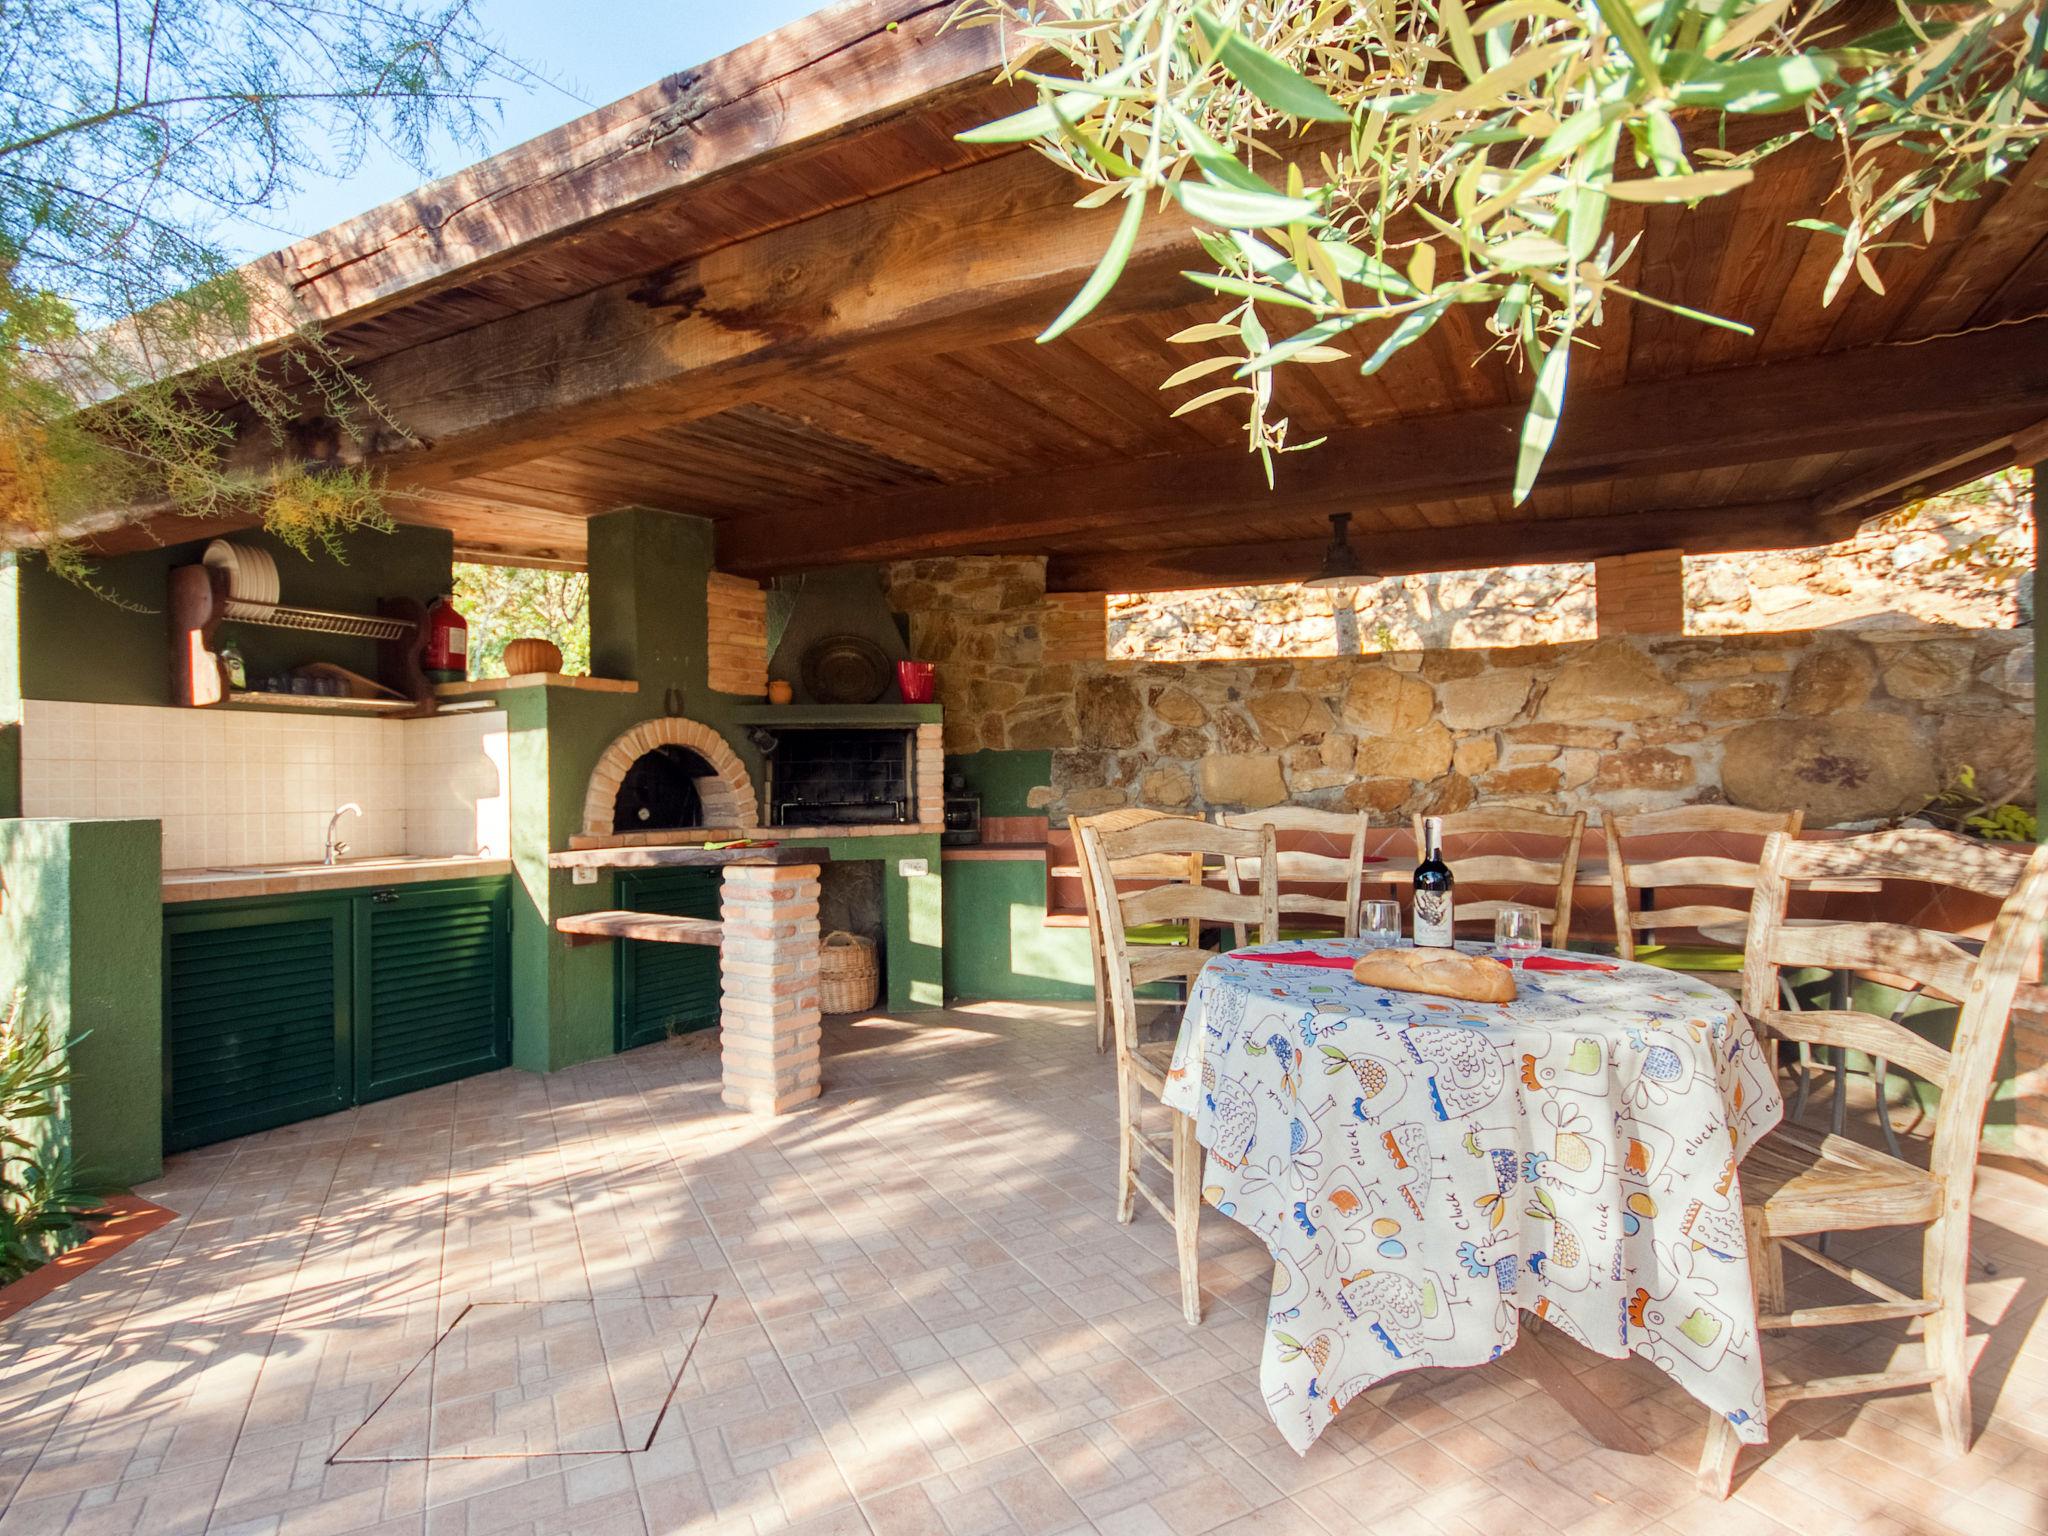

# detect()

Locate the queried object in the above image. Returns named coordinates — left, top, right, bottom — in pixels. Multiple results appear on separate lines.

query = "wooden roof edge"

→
left=239, top=0, right=1007, bottom=341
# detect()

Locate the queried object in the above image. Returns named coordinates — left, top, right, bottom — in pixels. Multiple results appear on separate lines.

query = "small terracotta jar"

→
left=767, top=678, right=794, bottom=705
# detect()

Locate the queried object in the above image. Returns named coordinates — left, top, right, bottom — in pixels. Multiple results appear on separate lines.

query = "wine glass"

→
left=1361, top=899, right=1402, bottom=948
left=1494, top=906, right=1541, bottom=975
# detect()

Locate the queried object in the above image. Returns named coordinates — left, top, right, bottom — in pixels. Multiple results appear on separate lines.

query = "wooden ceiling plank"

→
left=715, top=317, right=2048, bottom=573
left=1898, top=142, right=2048, bottom=338
left=773, top=381, right=1030, bottom=479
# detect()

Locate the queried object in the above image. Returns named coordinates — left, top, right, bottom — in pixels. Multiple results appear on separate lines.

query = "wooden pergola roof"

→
left=87, top=0, right=2048, bottom=590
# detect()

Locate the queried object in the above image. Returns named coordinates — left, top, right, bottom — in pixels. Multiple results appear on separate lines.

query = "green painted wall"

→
left=9, top=524, right=453, bottom=706
left=942, top=854, right=1093, bottom=1001
left=0, top=818, right=162, bottom=1185
left=950, top=749, right=1052, bottom=817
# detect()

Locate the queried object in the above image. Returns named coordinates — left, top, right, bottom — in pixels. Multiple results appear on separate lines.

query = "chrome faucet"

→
left=324, top=803, right=363, bottom=866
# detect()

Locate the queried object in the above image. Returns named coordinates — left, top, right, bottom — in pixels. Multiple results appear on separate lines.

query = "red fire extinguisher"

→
left=423, top=593, right=469, bottom=683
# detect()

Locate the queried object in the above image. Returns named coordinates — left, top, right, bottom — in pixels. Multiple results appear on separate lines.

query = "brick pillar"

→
left=914, top=723, right=945, bottom=827
left=718, top=863, right=823, bottom=1114
left=1593, top=548, right=1686, bottom=635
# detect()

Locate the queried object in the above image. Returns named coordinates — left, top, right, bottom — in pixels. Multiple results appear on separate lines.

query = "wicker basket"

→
left=818, top=931, right=879, bottom=1014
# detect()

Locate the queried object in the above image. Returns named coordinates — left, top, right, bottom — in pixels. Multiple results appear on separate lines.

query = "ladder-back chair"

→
left=1412, top=807, right=1587, bottom=947
left=1698, top=828, right=2048, bottom=1495
left=1078, top=816, right=1278, bottom=1326
left=1217, top=806, right=1370, bottom=946
left=1605, top=806, right=1804, bottom=987
left=1070, top=807, right=1203, bottom=1054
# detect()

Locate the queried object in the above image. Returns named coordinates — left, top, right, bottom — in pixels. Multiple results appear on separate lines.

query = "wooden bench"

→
left=555, top=910, right=723, bottom=947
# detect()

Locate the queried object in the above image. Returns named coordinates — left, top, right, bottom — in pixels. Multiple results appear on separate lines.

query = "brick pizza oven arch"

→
left=581, top=718, right=759, bottom=836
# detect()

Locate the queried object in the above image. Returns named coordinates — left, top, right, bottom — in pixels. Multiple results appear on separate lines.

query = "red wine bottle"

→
left=1414, top=815, right=1455, bottom=947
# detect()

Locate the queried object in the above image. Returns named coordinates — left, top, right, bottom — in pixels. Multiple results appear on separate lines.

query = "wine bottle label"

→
left=1414, top=889, right=1454, bottom=947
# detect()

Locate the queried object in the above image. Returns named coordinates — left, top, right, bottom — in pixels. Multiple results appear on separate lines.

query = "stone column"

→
left=717, top=863, right=823, bottom=1113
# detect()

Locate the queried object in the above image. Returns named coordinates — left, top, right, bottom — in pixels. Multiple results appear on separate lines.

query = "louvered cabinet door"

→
left=163, top=901, right=352, bottom=1152
left=616, top=869, right=723, bottom=1051
left=354, top=879, right=511, bottom=1103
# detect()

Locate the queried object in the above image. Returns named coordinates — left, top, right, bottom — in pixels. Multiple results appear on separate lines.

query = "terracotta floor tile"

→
left=2, top=1007, right=2044, bottom=1536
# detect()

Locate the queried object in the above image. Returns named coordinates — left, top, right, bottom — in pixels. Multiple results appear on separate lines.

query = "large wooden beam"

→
left=239, top=148, right=1200, bottom=499
left=1043, top=500, right=1854, bottom=593
left=715, top=317, right=2048, bottom=573
left=250, top=3, right=1005, bottom=339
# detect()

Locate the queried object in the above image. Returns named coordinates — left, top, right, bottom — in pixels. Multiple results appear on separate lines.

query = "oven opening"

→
left=614, top=744, right=719, bottom=834
left=763, top=727, right=915, bottom=827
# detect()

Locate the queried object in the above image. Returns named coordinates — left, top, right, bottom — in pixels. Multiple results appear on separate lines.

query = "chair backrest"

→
left=1742, top=828, right=2048, bottom=1190
left=1217, top=806, right=1370, bottom=942
left=1071, top=806, right=1202, bottom=950
left=1604, top=805, right=1803, bottom=960
left=1079, top=818, right=1278, bottom=1058
left=1412, top=806, right=1588, bottom=946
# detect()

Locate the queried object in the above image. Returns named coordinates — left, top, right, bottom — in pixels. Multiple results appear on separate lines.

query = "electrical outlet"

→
left=572, top=865, right=598, bottom=885
left=898, top=857, right=929, bottom=878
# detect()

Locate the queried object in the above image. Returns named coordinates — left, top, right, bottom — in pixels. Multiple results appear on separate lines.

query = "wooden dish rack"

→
left=168, top=563, right=436, bottom=714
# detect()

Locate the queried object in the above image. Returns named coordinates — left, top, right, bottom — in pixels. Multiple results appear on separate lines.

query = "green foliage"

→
left=0, top=0, right=526, bottom=570
left=952, top=1, right=2048, bottom=495
left=0, top=995, right=103, bottom=1285
left=452, top=562, right=591, bottom=680
left=1876, top=467, right=2034, bottom=590
left=1933, top=765, right=2039, bottom=844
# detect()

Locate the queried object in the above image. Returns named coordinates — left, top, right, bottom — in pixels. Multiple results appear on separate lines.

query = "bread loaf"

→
left=1352, top=946, right=1517, bottom=1005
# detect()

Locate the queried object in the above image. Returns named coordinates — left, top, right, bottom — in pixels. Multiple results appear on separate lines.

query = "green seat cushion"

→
left=1635, top=943, right=1745, bottom=973
left=1125, top=921, right=1193, bottom=946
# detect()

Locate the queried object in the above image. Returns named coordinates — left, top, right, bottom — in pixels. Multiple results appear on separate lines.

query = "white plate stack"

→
left=202, top=540, right=280, bottom=606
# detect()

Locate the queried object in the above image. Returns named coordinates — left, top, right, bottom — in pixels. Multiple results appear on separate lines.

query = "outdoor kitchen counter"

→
left=547, top=845, right=831, bottom=870
left=163, top=855, right=513, bottom=903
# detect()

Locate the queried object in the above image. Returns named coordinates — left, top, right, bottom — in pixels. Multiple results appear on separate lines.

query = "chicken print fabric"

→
left=1161, top=939, right=1784, bottom=1455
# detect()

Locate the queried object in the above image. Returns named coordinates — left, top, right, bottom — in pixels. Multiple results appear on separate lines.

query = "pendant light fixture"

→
left=1302, top=512, right=1366, bottom=589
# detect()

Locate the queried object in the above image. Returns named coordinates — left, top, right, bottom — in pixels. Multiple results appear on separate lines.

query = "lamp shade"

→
left=1302, top=513, right=1367, bottom=589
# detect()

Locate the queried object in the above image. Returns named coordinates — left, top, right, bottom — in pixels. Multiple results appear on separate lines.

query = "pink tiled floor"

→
left=2, top=1003, right=2044, bottom=1535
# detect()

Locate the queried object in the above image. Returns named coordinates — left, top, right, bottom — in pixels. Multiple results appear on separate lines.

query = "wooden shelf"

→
left=434, top=674, right=639, bottom=696
left=555, top=911, right=723, bottom=947
left=226, top=691, right=416, bottom=715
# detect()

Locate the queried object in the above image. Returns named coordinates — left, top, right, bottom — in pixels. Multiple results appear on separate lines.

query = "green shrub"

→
left=0, top=996, right=104, bottom=1285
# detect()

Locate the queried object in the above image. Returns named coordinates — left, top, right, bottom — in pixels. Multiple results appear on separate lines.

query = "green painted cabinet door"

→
left=163, top=901, right=352, bottom=1153
left=354, top=880, right=511, bottom=1103
left=616, top=869, right=722, bottom=1050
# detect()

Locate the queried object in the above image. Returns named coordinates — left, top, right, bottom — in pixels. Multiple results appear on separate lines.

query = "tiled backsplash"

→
left=19, top=702, right=510, bottom=870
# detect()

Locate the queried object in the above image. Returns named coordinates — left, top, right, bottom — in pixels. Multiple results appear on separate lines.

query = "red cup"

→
left=896, top=660, right=936, bottom=703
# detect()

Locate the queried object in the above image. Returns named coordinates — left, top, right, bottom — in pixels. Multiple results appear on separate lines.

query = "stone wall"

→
left=885, top=557, right=2034, bottom=827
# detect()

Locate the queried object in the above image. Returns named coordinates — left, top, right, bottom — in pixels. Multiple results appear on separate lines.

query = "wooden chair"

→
left=1604, top=806, right=1803, bottom=988
left=1411, top=807, right=1587, bottom=947
left=1078, top=816, right=1278, bottom=1326
left=1070, top=807, right=1203, bottom=1054
left=1217, top=806, right=1370, bottom=946
left=1698, top=828, right=2048, bottom=1496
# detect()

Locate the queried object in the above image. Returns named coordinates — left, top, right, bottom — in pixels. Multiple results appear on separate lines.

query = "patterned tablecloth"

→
left=1160, top=939, right=1785, bottom=1455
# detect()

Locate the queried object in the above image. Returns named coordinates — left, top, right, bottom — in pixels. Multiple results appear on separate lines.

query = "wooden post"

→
left=2032, top=450, right=2045, bottom=813
left=2019, top=419, right=2048, bottom=812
